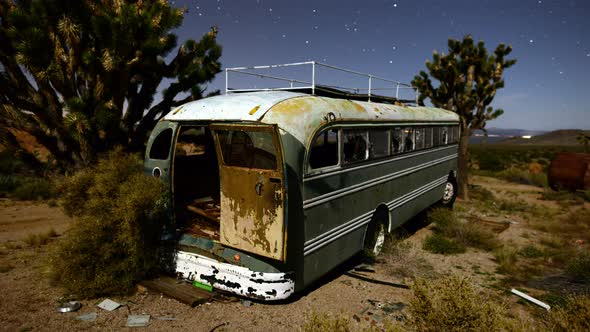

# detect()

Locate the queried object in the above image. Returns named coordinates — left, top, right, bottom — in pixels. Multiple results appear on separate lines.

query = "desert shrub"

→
left=541, top=190, right=588, bottom=205
left=0, top=174, right=20, bottom=194
left=49, top=149, right=168, bottom=298
left=408, top=276, right=517, bottom=331
left=0, top=263, right=14, bottom=273
left=12, top=177, right=56, bottom=200
left=423, top=234, right=466, bottom=254
left=545, top=295, right=590, bottom=331
left=519, top=245, right=544, bottom=258
left=567, top=251, right=590, bottom=283
left=495, top=168, right=548, bottom=188
left=23, top=229, right=58, bottom=246
left=301, top=311, right=351, bottom=332
left=383, top=237, right=435, bottom=279
left=428, top=208, right=499, bottom=251
left=470, top=185, right=495, bottom=202
left=494, top=247, right=518, bottom=275
left=496, top=199, right=534, bottom=213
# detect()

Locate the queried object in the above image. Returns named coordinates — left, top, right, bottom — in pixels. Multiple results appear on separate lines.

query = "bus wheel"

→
left=364, top=211, right=387, bottom=256
left=441, top=178, right=457, bottom=207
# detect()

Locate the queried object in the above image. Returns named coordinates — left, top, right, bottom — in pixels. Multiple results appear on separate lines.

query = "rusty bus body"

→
left=144, top=64, right=459, bottom=300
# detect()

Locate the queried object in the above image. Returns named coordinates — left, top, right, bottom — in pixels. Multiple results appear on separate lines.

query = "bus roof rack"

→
left=225, top=61, right=419, bottom=105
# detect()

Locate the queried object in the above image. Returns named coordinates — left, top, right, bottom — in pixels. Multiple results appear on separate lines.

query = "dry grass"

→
left=301, top=311, right=352, bottom=332
left=424, top=208, right=500, bottom=254
left=0, top=263, right=14, bottom=273
left=493, top=246, right=519, bottom=275
left=407, top=275, right=520, bottom=331
left=567, top=251, right=590, bottom=283
left=23, top=228, right=58, bottom=247
left=545, top=295, right=590, bottom=331
left=383, top=238, right=435, bottom=279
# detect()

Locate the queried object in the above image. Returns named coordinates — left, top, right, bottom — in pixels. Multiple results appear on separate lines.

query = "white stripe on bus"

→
left=303, top=176, right=448, bottom=256
left=303, top=154, right=457, bottom=209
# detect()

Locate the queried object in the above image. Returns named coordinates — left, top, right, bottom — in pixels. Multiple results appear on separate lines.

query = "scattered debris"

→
left=75, top=312, right=97, bottom=322
left=139, top=277, right=217, bottom=307
left=511, top=289, right=551, bottom=311
left=97, top=299, right=121, bottom=311
left=126, top=314, right=150, bottom=327
left=241, top=300, right=252, bottom=307
left=56, top=301, right=81, bottom=313
left=380, top=302, right=406, bottom=314
left=354, top=264, right=376, bottom=273
left=153, top=316, right=178, bottom=321
left=210, top=322, right=229, bottom=332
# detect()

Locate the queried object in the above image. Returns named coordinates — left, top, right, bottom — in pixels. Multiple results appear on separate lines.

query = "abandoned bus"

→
left=144, top=62, right=459, bottom=300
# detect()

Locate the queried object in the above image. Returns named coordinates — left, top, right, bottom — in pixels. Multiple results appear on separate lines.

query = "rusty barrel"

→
left=548, top=152, right=590, bottom=191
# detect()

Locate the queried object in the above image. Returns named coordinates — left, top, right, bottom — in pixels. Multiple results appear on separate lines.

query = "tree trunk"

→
left=457, top=131, right=470, bottom=200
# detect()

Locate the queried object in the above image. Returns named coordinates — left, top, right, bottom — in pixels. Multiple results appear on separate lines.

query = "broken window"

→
left=149, top=128, right=173, bottom=160
left=403, top=128, right=415, bottom=152
left=391, top=127, right=404, bottom=154
left=441, top=127, right=448, bottom=145
left=309, top=128, right=339, bottom=169
left=216, top=130, right=278, bottom=170
left=424, top=127, right=433, bottom=148
left=176, top=127, right=208, bottom=156
left=343, top=129, right=368, bottom=164
left=432, top=127, right=441, bottom=146
left=415, top=128, right=425, bottom=150
left=369, top=129, right=389, bottom=159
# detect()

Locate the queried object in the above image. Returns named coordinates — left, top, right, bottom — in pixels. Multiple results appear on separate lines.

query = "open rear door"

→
left=210, top=124, right=286, bottom=261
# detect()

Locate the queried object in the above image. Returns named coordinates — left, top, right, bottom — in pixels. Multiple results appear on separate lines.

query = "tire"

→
left=441, top=178, right=457, bottom=208
left=364, top=211, right=388, bottom=256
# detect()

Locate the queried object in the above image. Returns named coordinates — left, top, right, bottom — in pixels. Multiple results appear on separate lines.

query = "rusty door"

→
left=210, top=124, right=286, bottom=261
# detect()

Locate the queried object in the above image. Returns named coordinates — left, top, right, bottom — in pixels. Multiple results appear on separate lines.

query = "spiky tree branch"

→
left=0, top=0, right=221, bottom=168
left=412, top=36, right=516, bottom=199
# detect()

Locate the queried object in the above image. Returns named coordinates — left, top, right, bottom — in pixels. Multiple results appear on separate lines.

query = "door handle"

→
left=255, top=182, right=263, bottom=195
left=269, top=177, right=282, bottom=184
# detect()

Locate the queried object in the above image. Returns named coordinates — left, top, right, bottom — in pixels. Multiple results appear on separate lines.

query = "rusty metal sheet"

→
left=210, top=124, right=286, bottom=261
left=548, top=152, right=590, bottom=191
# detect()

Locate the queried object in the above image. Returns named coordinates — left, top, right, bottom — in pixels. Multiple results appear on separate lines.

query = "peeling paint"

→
left=175, top=251, right=295, bottom=301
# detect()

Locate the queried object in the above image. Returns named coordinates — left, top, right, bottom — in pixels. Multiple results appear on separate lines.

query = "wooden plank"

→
left=187, top=205, right=219, bottom=223
left=139, top=277, right=216, bottom=307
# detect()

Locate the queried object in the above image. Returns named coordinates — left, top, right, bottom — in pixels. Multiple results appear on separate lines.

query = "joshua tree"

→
left=0, top=0, right=221, bottom=168
left=412, top=36, right=516, bottom=199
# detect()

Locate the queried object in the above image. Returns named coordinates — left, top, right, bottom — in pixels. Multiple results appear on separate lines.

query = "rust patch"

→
left=219, top=167, right=285, bottom=259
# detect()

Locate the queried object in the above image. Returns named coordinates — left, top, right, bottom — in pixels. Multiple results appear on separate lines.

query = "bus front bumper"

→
left=175, top=251, right=295, bottom=301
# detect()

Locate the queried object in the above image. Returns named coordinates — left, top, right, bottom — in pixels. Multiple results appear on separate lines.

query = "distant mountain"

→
left=497, top=129, right=589, bottom=146
left=469, top=128, right=548, bottom=144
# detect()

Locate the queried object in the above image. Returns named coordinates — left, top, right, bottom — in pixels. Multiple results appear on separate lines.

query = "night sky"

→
left=170, top=0, right=589, bottom=131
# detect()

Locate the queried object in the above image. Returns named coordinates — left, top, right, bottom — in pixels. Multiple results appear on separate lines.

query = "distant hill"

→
left=497, top=129, right=589, bottom=146
left=469, top=128, right=547, bottom=144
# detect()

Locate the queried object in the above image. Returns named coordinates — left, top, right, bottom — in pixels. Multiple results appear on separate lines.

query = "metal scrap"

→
left=97, top=299, right=121, bottom=311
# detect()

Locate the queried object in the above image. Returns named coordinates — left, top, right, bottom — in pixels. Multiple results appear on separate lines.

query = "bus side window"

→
left=441, top=127, right=448, bottom=145
left=343, top=129, right=368, bottom=164
left=424, top=127, right=433, bottom=148
left=309, top=129, right=339, bottom=169
left=432, top=127, right=441, bottom=146
left=369, top=129, right=389, bottom=159
left=391, top=127, right=404, bottom=153
left=415, top=128, right=425, bottom=150
left=149, top=128, right=173, bottom=160
left=404, top=128, right=414, bottom=152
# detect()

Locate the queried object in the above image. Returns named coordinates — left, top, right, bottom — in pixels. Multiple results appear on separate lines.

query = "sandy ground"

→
left=0, top=176, right=587, bottom=331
